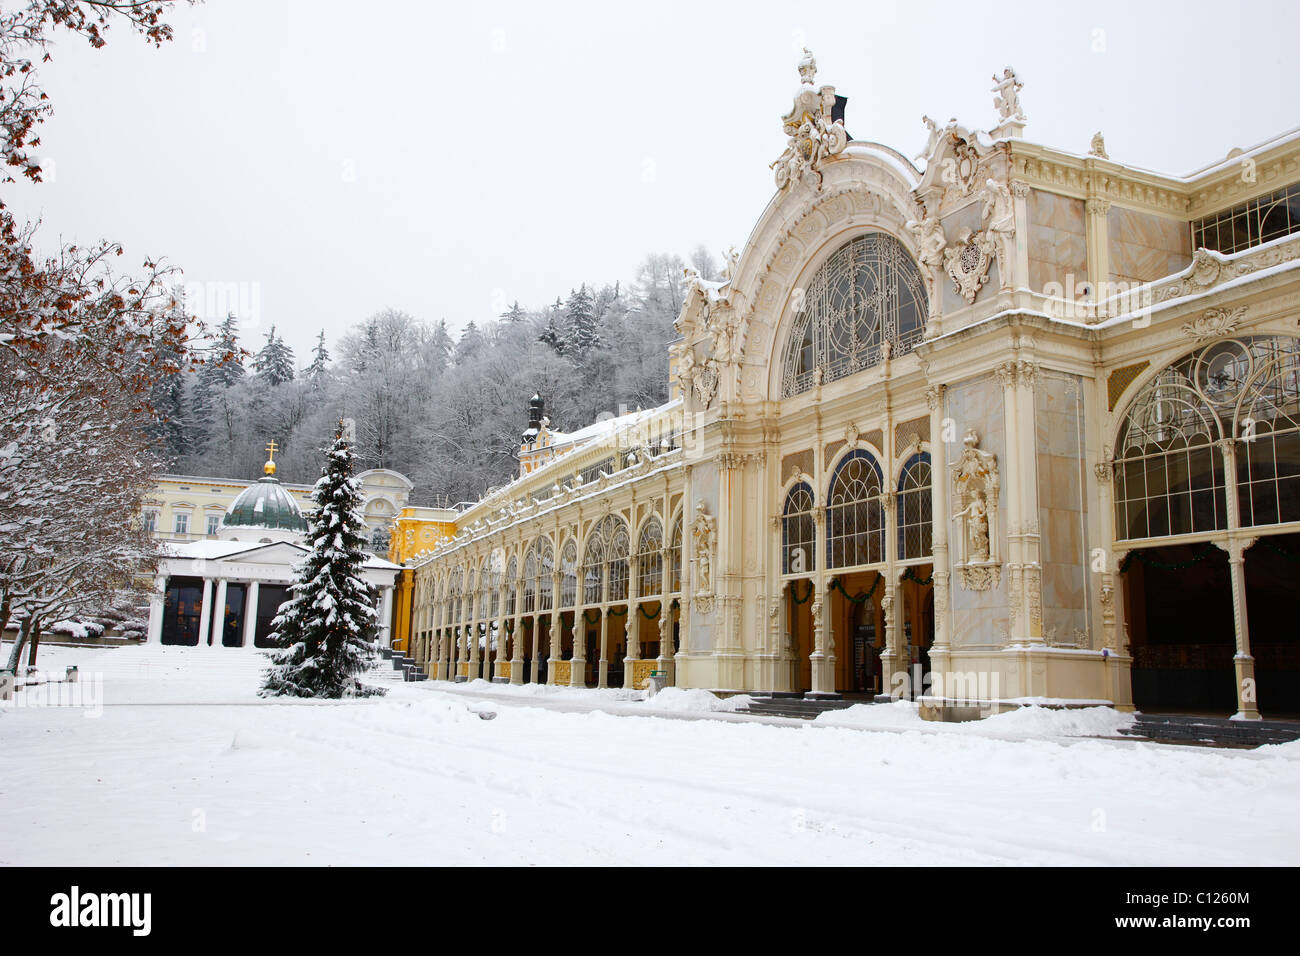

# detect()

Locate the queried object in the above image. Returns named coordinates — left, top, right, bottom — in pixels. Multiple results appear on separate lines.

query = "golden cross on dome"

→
left=264, top=439, right=279, bottom=476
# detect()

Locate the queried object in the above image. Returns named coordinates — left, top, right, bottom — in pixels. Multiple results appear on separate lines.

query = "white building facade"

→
left=407, top=54, right=1300, bottom=720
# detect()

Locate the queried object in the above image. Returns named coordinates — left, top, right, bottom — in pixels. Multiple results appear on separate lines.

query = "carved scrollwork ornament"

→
left=944, top=228, right=997, bottom=304
left=1182, top=306, right=1247, bottom=342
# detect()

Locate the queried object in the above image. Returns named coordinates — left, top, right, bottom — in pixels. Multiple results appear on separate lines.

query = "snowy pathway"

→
left=1, top=644, right=1297, bottom=866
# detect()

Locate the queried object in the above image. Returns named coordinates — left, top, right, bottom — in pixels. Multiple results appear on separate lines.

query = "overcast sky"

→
left=6, top=0, right=1299, bottom=359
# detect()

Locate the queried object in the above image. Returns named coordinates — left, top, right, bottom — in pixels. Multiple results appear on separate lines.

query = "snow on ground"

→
left=2, top=642, right=1299, bottom=866
left=813, top=699, right=1137, bottom=740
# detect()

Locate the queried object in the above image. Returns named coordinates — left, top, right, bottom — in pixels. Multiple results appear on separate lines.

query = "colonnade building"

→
left=403, top=53, right=1300, bottom=720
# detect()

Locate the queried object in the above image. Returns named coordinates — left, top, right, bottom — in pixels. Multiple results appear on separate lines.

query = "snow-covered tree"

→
left=538, top=309, right=565, bottom=355
left=254, top=324, right=295, bottom=386
left=454, top=320, right=483, bottom=364
left=305, top=329, right=331, bottom=383
left=565, top=283, right=598, bottom=355
left=260, top=421, right=383, bottom=699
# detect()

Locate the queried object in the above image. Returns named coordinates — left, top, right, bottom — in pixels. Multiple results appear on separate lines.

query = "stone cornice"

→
left=1010, top=136, right=1300, bottom=223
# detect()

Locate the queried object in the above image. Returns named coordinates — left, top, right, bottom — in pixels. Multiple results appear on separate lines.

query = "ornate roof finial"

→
left=771, top=49, right=847, bottom=190
left=1089, top=131, right=1109, bottom=159
left=264, top=439, right=279, bottom=476
left=797, top=47, right=817, bottom=85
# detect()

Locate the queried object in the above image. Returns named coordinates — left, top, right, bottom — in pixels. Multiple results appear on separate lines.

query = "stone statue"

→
left=691, top=501, right=716, bottom=595
left=991, top=67, right=1025, bottom=122
left=1089, top=131, right=1108, bottom=159
left=906, top=215, right=947, bottom=276
left=676, top=347, right=695, bottom=402
left=953, top=489, right=990, bottom=562
left=979, top=177, right=1016, bottom=285
left=797, top=48, right=817, bottom=85
left=951, top=429, right=1001, bottom=589
left=721, top=245, right=740, bottom=281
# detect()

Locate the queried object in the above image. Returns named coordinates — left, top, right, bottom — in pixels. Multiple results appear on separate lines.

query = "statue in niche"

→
left=953, top=488, right=990, bottom=563
left=692, top=501, right=716, bottom=596
left=952, top=429, right=1001, bottom=590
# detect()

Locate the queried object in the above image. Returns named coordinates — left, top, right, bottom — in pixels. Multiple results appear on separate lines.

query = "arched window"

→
left=559, top=539, right=578, bottom=608
left=1115, top=335, right=1300, bottom=539
left=582, top=526, right=606, bottom=605
left=897, top=452, right=933, bottom=561
left=781, top=233, right=928, bottom=398
left=669, top=516, right=684, bottom=593
left=582, top=515, right=630, bottom=604
left=827, top=451, right=885, bottom=569
left=522, top=541, right=542, bottom=613
left=478, top=563, right=493, bottom=621
left=449, top=567, right=463, bottom=625
left=536, top=536, right=554, bottom=611
left=1236, top=340, right=1300, bottom=527
left=608, top=520, right=630, bottom=603
left=504, top=555, right=518, bottom=616
left=637, top=516, right=664, bottom=597
left=782, top=482, right=815, bottom=575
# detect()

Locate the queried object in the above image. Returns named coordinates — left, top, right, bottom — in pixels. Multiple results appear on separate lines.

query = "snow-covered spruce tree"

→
left=260, top=422, right=384, bottom=698
left=253, top=324, right=296, bottom=386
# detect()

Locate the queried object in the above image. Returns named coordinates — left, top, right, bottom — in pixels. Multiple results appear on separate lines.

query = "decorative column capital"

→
left=1213, top=537, right=1257, bottom=561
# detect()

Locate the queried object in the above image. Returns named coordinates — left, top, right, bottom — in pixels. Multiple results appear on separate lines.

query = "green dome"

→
left=223, top=476, right=307, bottom=533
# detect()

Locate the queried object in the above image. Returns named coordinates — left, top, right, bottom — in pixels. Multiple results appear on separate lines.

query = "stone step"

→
left=739, top=696, right=865, bottom=720
left=1119, top=713, right=1300, bottom=748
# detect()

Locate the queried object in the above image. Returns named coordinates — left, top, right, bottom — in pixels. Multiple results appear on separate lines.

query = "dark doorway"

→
left=221, top=584, right=247, bottom=647
left=1125, top=544, right=1237, bottom=714
left=850, top=599, right=877, bottom=693
left=254, top=585, right=292, bottom=648
left=161, top=577, right=204, bottom=646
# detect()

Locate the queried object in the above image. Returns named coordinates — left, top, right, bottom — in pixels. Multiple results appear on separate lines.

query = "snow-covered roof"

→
left=160, top=537, right=401, bottom=571
left=545, top=399, right=682, bottom=452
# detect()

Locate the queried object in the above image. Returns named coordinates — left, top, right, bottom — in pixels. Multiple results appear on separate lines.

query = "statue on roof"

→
left=991, top=67, right=1025, bottom=123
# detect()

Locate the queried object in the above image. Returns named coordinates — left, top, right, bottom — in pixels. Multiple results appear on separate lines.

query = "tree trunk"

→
left=27, top=621, right=42, bottom=669
left=0, top=591, right=11, bottom=645
left=6, top=616, right=35, bottom=672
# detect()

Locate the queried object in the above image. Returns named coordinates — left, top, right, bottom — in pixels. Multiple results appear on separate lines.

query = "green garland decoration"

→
left=670, top=598, right=680, bottom=611
left=1119, top=543, right=1217, bottom=573
left=583, top=609, right=601, bottom=625
left=607, top=607, right=628, bottom=618
left=1259, top=537, right=1300, bottom=563
left=637, top=603, right=661, bottom=621
left=505, top=619, right=515, bottom=635
left=901, top=566, right=934, bottom=586
left=790, top=580, right=814, bottom=605
left=828, top=574, right=881, bottom=605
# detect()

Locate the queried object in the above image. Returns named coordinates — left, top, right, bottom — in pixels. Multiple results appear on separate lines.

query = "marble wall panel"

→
left=1108, top=206, right=1191, bottom=286
left=1028, top=192, right=1088, bottom=292
left=1035, top=372, right=1090, bottom=646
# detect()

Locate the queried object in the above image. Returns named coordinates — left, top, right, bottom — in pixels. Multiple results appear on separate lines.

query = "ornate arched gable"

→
left=672, top=148, right=928, bottom=408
